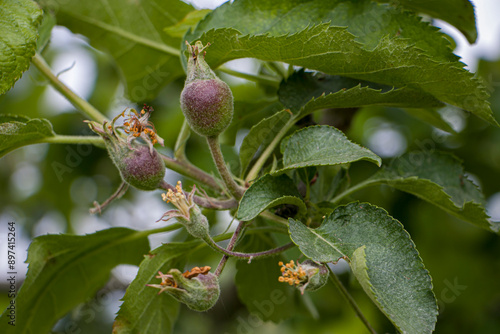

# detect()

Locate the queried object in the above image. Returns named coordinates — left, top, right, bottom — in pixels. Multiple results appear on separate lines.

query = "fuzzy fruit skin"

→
left=301, top=260, right=329, bottom=293
left=114, top=145, right=165, bottom=191
left=181, top=78, right=233, bottom=137
left=163, top=269, right=220, bottom=312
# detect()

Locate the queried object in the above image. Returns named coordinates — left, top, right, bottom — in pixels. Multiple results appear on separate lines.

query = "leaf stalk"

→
left=206, top=135, right=246, bottom=199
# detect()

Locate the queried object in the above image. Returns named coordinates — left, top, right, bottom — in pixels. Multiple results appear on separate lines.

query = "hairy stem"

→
left=159, top=180, right=237, bottom=210
left=215, top=221, right=247, bottom=276
left=161, top=154, right=224, bottom=194
left=204, top=236, right=294, bottom=260
left=90, top=181, right=129, bottom=214
left=187, top=226, right=287, bottom=255
left=245, top=115, right=296, bottom=182
left=206, top=135, right=245, bottom=199
left=328, top=267, right=377, bottom=334
left=32, top=54, right=108, bottom=124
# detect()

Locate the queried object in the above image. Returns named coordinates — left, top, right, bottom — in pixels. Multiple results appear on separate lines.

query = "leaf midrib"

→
left=58, top=9, right=180, bottom=57
left=303, top=224, right=346, bottom=259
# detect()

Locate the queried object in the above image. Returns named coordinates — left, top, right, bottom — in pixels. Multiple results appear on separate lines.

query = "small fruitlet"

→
left=86, top=108, right=166, bottom=191
left=147, top=266, right=220, bottom=312
left=181, top=41, right=233, bottom=137
left=157, top=181, right=210, bottom=240
left=116, top=144, right=165, bottom=191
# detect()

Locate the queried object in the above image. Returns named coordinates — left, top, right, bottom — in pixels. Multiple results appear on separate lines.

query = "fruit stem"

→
left=206, top=135, right=245, bottom=199
left=245, top=114, right=296, bottom=182
left=215, top=220, right=247, bottom=276
left=160, top=154, right=225, bottom=194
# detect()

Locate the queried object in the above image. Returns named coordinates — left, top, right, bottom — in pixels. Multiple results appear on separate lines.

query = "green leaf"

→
left=375, top=0, right=477, bottom=43
left=289, top=203, right=438, bottom=333
left=187, top=0, right=456, bottom=62
left=279, top=71, right=444, bottom=118
left=237, top=174, right=306, bottom=221
left=0, top=0, right=43, bottom=95
left=279, top=70, right=455, bottom=133
left=365, top=151, right=498, bottom=232
left=224, top=99, right=282, bottom=146
left=38, top=0, right=194, bottom=101
left=310, top=166, right=350, bottom=205
left=185, top=0, right=497, bottom=126
left=276, top=125, right=381, bottom=174
left=0, top=228, right=150, bottom=334
left=36, top=11, right=56, bottom=52
left=164, top=9, right=211, bottom=38
left=239, top=109, right=291, bottom=176
left=235, top=234, right=306, bottom=322
left=114, top=242, right=195, bottom=334
left=0, top=114, right=55, bottom=158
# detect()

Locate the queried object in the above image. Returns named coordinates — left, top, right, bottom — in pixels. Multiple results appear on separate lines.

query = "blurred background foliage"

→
left=1, top=5, right=500, bottom=334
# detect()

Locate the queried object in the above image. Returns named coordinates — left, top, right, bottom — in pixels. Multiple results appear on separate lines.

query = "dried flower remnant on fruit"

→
left=278, top=260, right=307, bottom=286
left=148, top=266, right=212, bottom=291
left=183, top=265, right=212, bottom=278
left=159, top=181, right=195, bottom=221
left=278, top=260, right=328, bottom=294
left=112, top=104, right=164, bottom=154
left=158, top=181, right=210, bottom=240
left=146, top=266, right=219, bottom=311
left=85, top=106, right=166, bottom=193
left=147, top=266, right=212, bottom=291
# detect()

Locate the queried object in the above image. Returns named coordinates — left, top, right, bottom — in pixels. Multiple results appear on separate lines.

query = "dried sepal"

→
left=147, top=266, right=219, bottom=312
left=158, top=181, right=196, bottom=221
left=112, top=104, right=164, bottom=154
left=157, top=181, right=210, bottom=240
